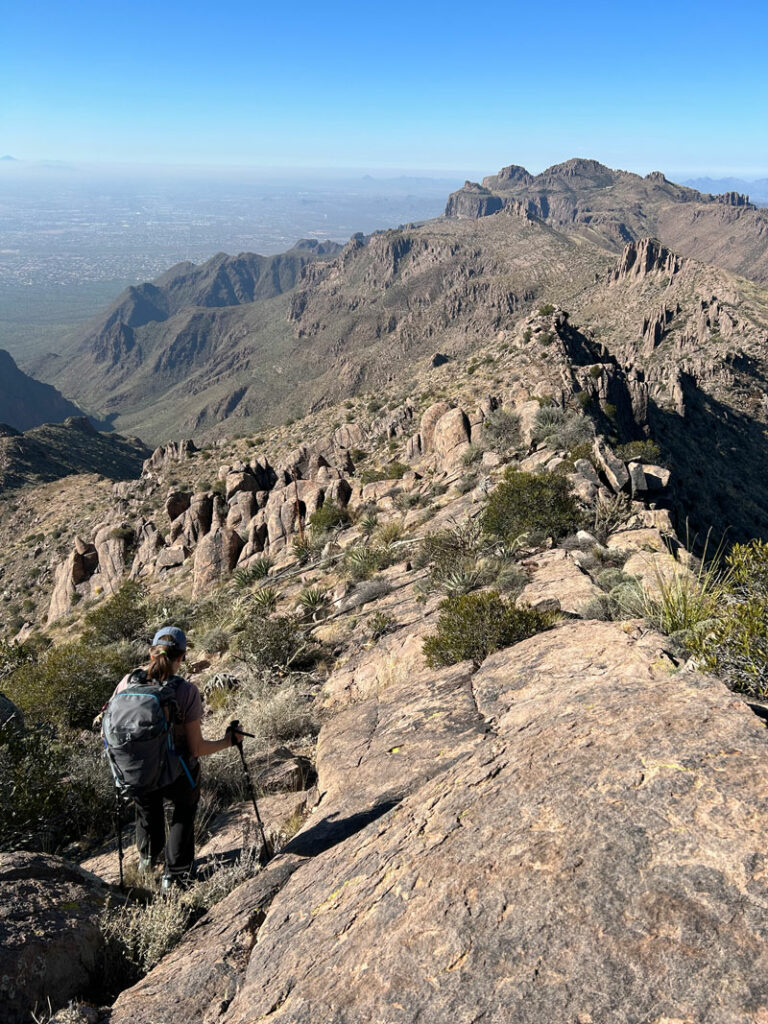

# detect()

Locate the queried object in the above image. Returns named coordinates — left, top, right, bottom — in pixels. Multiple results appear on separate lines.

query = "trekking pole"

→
left=114, top=789, right=125, bottom=891
left=229, top=720, right=274, bottom=864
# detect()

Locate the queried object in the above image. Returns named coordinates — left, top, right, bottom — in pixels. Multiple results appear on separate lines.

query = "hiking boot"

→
left=161, top=872, right=193, bottom=894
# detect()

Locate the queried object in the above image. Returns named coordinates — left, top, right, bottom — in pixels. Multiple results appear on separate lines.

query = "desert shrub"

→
left=461, top=444, right=484, bottom=466
left=537, top=303, right=556, bottom=317
left=387, top=461, right=409, bottom=480
left=309, top=499, right=350, bottom=533
left=198, top=626, right=230, bottom=654
left=532, top=406, right=594, bottom=450
left=237, top=615, right=311, bottom=670
left=341, top=544, right=390, bottom=581
left=291, top=537, right=312, bottom=564
left=615, top=440, right=663, bottom=464
left=0, top=728, right=114, bottom=853
left=358, top=511, right=379, bottom=535
left=456, top=472, right=479, bottom=494
left=642, top=568, right=723, bottom=642
left=369, top=612, right=396, bottom=640
left=297, top=586, right=328, bottom=617
left=694, top=540, right=768, bottom=696
left=592, top=492, right=633, bottom=543
left=393, top=491, right=422, bottom=512
left=83, top=580, right=149, bottom=644
left=375, top=521, right=404, bottom=547
left=0, top=637, right=34, bottom=682
left=483, top=409, right=521, bottom=456
left=482, top=469, right=581, bottom=544
left=423, top=592, right=554, bottom=668
left=5, top=641, right=135, bottom=728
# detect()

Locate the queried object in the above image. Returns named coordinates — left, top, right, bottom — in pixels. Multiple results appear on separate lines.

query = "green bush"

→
left=237, top=615, right=311, bottom=670
left=695, top=540, right=768, bottom=696
left=482, top=469, right=581, bottom=544
left=0, top=727, right=115, bottom=852
left=537, top=303, right=556, bottom=317
left=5, top=641, right=135, bottom=728
left=423, top=591, right=554, bottom=668
left=84, top=580, right=148, bottom=644
left=615, top=440, right=663, bottom=464
left=309, top=499, right=350, bottom=533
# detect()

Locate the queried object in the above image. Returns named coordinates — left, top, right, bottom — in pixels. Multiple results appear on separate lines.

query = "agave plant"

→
left=297, top=586, right=328, bottom=617
left=251, top=586, right=279, bottom=614
left=358, top=512, right=379, bottom=536
left=291, top=537, right=312, bottom=565
left=232, top=557, right=274, bottom=589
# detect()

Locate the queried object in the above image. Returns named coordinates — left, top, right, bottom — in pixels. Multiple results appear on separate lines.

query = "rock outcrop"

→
left=107, top=619, right=768, bottom=1024
left=0, top=853, right=107, bottom=1024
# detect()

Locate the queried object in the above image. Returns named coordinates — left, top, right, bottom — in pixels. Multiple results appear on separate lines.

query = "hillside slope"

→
left=0, top=349, right=82, bottom=431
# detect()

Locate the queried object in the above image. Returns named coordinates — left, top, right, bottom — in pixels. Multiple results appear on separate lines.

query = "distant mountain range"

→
left=682, top=176, right=768, bottom=204
left=33, top=159, right=768, bottom=453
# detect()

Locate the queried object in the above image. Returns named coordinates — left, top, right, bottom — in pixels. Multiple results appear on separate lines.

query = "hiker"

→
left=104, top=626, right=242, bottom=891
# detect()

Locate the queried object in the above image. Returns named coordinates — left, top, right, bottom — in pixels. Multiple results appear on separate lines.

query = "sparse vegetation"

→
left=482, top=469, right=581, bottom=544
left=423, top=592, right=555, bottom=668
left=483, top=408, right=521, bottom=456
left=309, top=499, right=351, bottom=533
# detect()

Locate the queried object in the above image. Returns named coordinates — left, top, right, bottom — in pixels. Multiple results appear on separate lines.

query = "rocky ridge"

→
left=5, top=324, right=768, bottom=1022
left=446, top=159, right=768, bottom=283
left=34, top=160, right=768, bottom=449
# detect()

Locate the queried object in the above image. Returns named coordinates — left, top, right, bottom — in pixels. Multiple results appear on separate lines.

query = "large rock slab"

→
left=220, top=621, right=768, bottom=1024
left=0, top=853, right=108, bottom=1024
left=517, top=548, right=603, bottom=614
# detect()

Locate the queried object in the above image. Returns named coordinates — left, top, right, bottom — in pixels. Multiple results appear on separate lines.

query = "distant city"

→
left=0, top=167, right=463, bottom=362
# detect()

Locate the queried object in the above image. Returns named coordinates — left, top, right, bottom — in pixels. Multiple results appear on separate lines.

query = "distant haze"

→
left=0, top=166, right=464, bottom=364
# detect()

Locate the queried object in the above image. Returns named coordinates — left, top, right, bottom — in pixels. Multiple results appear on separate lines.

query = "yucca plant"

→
left=358, top=512, right=379, bottom=536
left=232, top=557, right=274, bottom=588
left=342, top=544, right=382, bottom=582
left=297, top=586, right=328, bottom=617
left=251, top=586, right=279, bottom=614
left=291, top=537, right=312, bottom=565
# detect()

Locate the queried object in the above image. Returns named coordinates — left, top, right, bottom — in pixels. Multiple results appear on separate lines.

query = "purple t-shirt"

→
left=113, top=671, right=202, bottom=759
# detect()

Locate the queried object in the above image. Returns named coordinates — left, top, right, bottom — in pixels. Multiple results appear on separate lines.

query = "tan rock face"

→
left=419, top=401, right=452, bottom=453
left=517, top=548, right=603, bottom=614
left=431, top=406, right=472, bottom=466
left=107, top=617, right=768, bottom=1024
left=192, top=523, right=244, bottom=597
left=221, top=622, right=768, bottom=1024
left=0, top=853, right=107, bottom=1024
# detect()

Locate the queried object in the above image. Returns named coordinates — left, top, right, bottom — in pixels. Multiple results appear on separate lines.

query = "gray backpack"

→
left=102, top=671, right=194, bottom=798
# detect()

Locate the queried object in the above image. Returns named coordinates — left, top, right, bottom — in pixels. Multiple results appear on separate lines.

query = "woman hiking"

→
left=106, top=625, right=242, bottom=891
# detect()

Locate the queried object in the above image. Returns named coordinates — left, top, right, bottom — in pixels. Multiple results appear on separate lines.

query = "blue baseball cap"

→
left=152, top=626, right=188, bottom=652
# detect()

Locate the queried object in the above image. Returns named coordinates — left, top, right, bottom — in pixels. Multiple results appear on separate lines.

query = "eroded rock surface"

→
left=0, top=853, right=108, bottom=1024
left=107, top=620, right=768, bottom=1024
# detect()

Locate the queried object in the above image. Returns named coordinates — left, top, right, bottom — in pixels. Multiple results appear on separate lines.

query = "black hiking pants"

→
left=134, top=760, right=200, bottom=879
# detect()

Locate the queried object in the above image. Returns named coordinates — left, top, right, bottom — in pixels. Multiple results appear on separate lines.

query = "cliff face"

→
left=0, top=349, right=82, bottom=432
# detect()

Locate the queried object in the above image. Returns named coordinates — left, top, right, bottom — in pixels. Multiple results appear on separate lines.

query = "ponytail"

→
left=147, top=643, right=182, bottom=683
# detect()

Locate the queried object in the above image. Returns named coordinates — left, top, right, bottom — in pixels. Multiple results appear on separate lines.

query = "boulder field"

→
left=107, top=620, right=768, bottom=1024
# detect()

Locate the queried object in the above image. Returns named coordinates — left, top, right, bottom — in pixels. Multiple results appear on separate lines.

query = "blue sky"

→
left=2, top=0, right=767, bottom=177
